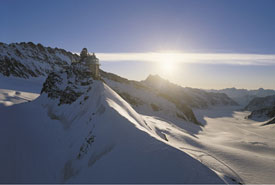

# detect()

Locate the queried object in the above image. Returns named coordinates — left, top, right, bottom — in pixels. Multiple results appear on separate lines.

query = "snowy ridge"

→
left=0, top=69, right=225, bottom=183
left=0, top=42, right=78, bottom=78
left=102, top=73, right=238, bottom=127
left=0, top=42, right=239, bottom=126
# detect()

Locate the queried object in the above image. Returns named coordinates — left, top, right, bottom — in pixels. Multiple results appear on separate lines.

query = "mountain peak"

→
left=0, top=42, right=79, bottom=78
left=142, top=74, right=173, bottom=89
left=145, top=74, right=166, bottom=82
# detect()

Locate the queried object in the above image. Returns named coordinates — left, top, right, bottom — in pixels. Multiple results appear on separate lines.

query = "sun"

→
left=158, top=53, right=179, bottom=75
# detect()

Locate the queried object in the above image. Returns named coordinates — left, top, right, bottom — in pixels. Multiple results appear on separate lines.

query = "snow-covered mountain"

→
left=101, top=72, right=200, bottom=125
left=0, top=42, right=238, bottom=127
left=209, top=87, right=275, bottom=106
left=2, top=42, right=274, bottom=183
left=102, top=73, right=238, bottom=126
left=0, top=61, right=225, bottom=183
left=0, top=42, right=78, bottom=78
left=244, top=95, right=275, bottom=125
left=142, top=74, right=238, bottom=108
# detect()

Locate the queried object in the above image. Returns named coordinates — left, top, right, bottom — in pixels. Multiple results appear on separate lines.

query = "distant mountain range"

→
left=0, top=42, right=239, bottom=126
left=208, top=87, right=275, bottom=106
left=209, top=88, right=275, bottom=125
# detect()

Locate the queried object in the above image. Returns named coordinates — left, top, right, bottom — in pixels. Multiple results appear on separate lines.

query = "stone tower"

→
left=79, top=48, right=100, bottom=79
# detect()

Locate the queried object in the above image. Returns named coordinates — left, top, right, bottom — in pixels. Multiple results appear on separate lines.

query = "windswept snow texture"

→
left=0, top=80, right=225, bottom=183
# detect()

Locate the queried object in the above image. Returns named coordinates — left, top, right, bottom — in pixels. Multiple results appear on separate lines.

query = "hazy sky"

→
left=1, top=0, right=275, bottom=89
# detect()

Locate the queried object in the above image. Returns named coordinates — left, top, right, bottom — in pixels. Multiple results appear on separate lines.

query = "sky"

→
left=1, top=0, right=275, bottom=89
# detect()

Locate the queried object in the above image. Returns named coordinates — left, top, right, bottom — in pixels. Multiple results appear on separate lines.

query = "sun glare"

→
left=158, top=52, right=179, bottom=75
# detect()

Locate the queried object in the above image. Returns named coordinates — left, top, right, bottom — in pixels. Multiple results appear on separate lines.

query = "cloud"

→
left=96, top=52, right=275, bottom=66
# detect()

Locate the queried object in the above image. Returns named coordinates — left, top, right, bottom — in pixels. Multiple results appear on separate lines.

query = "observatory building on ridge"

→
left=79, top=48, right=100, bottom=79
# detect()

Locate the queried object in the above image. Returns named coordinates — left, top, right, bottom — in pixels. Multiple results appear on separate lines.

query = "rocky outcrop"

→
left=245, top=95, right=275, bottom=124
left=244, top=95, right=275, bottom=111
left=0, top=56, right=38, bottom=78
left=41, top=63, right=94, bottom=106
left=247, top=106, right=275, bottom=120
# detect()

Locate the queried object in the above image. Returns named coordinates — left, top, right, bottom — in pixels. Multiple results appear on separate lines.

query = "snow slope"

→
left=0, top=79, right=225, bottom=183
left=0, top=89, right=38, bottom=107
left=194, top=108, right=275, bottom=184
left=102, top=72, right=238, bottom=128
left=103, top=75, right=201, bottom=128
left=2, top=76, right=274, bottom=183
left=0, top=76, right=44, bottom=108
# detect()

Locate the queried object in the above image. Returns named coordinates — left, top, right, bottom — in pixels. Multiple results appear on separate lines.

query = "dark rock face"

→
left=245, top=95, right=275, bottom=124
left=247, top=106, right=275, bottom=120
left=41, top=72, right=63, bottom=98
left=41, top=64, right=94, bottom=105
left=245, top=95, right=275, bottom=111
left=264, top=117, right=275, bottom=126
left=0, top=56, right=38, bottom=78
left=0, top=42, right=79, bottom=78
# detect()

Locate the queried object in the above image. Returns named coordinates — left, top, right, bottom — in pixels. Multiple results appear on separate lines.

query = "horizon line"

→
left=94, top=52, right=275, bottom=66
